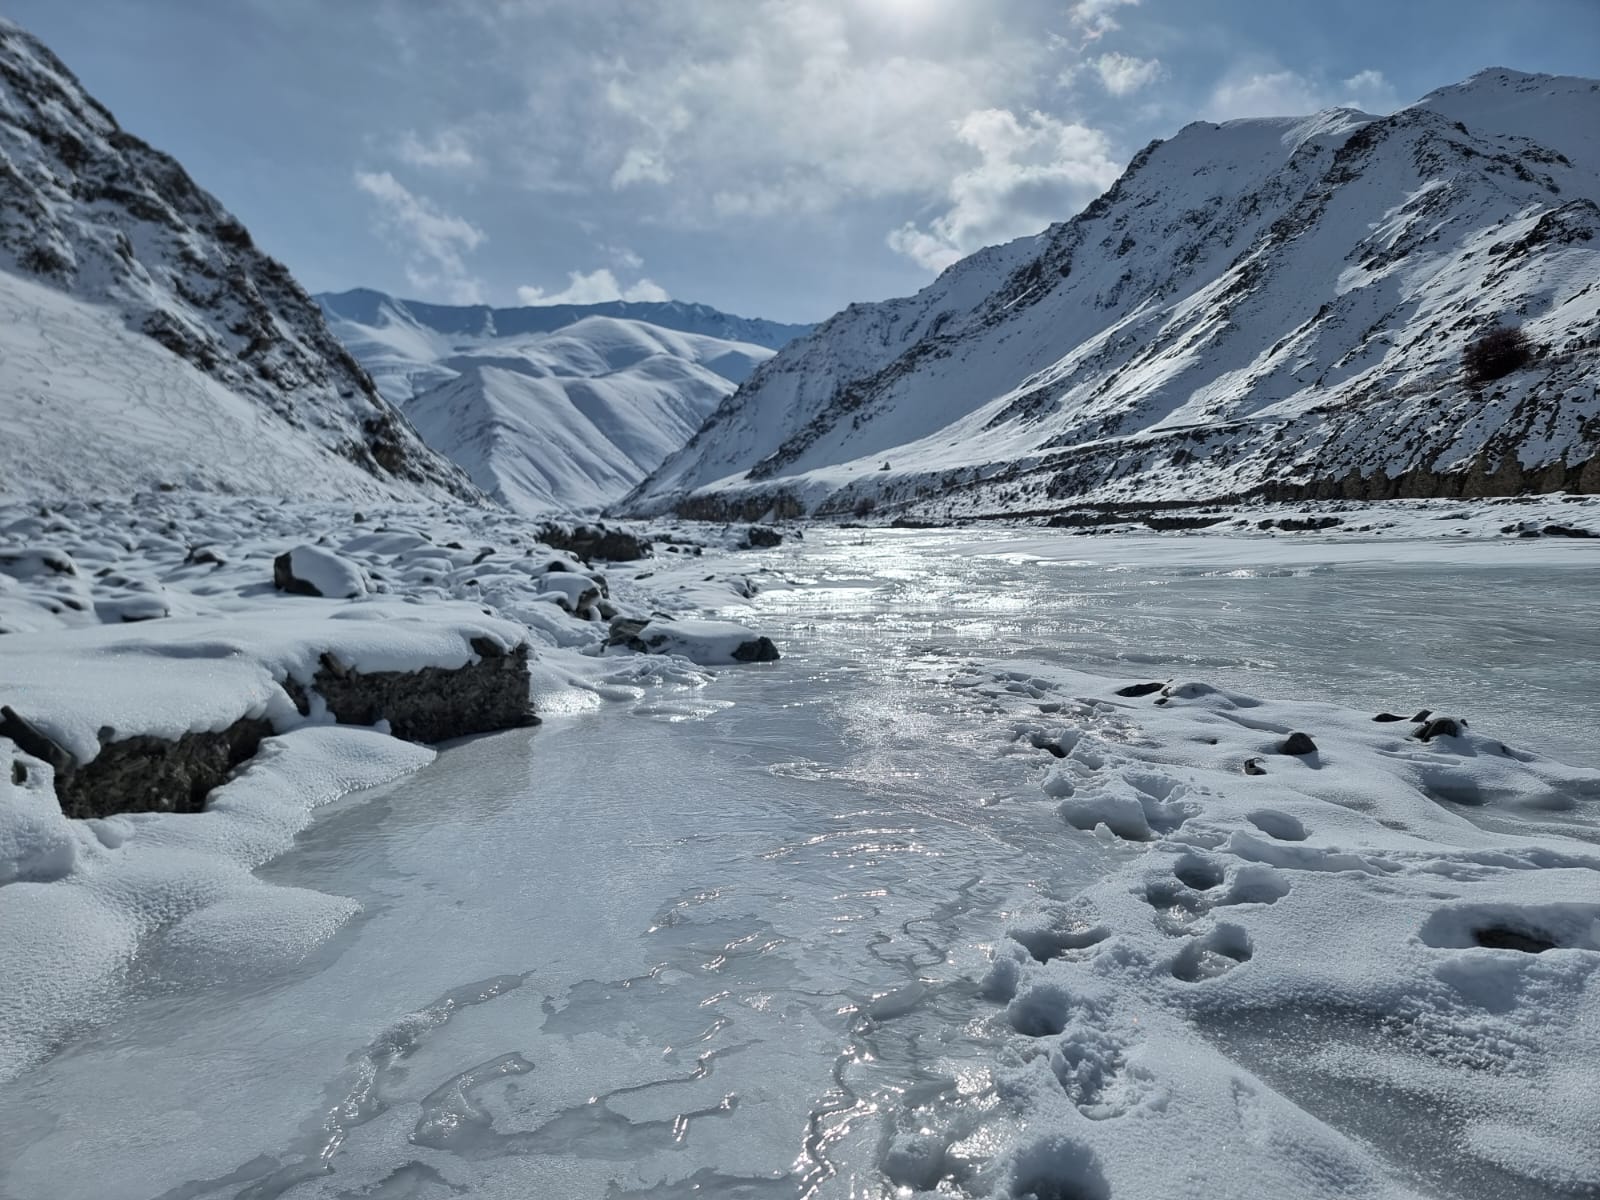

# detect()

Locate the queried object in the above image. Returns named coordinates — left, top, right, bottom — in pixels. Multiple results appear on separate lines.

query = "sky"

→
left=9, top=0, right=1600, bottom=323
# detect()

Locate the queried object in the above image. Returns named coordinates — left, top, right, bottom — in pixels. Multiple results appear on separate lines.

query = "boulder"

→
left=1415, top=716, right=1466, bottom=742
left=741, top=525, right=784, bottom=550
left=273, top=545, right=369, bottom=598
left=1279, top=732, right=1318, bottom=756
left=612, top=618, right=781, bottom=665
left=536, top=522, right=652, bottom=562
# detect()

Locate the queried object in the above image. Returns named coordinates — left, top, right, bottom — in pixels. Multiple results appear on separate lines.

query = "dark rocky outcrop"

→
left=1474, top=925, right=1558, bottom=953
left=310, top=638, right=535, bottom=743
left=53, top=718, right=273, bottom=819
left=7, top=638, right=535, bottom=820
left=536, top=522, right=652, bottom=563
left=741, top=525, right=784, bottom=549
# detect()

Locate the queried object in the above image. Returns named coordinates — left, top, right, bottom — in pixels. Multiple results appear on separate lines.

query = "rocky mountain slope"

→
left=0, top=19, right=475, bottom=502
left=622, top=69, right=1600, bottom=522
left=320, top=290, right=807, bottom=513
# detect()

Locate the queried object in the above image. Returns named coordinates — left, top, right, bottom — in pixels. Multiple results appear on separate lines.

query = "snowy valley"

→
left=1, top=11, right=1599, bottom=1200
left=317, top=290, right=810, bottom=513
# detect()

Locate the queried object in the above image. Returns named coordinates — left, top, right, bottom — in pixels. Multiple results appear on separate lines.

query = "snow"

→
left=0, top=271, right=405, bottom=502
left=278, top=543, right=370, bottom=598
left=3, top=524, right=1595, bottom=1198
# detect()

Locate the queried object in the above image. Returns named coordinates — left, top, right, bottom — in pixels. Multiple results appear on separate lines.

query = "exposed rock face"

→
left=8, top=638, right=535, bottom=819
left=741, top=526, right=784, bottom=549
left=54, top=718, right=272, bottom=819
left=310, top=638, right=535, bottom=744
left=536, top=522, right=652, bottom=563
left=0, top=19, right=476, bottom=500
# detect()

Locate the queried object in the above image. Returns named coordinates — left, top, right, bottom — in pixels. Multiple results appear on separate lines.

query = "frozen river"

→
left=2, top=530, right=1597, bottom=1199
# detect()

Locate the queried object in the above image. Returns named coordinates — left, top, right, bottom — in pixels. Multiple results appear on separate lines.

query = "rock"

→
left=51, top=717, right=273, bottom=819
left=1243, top=757, right=1267, bottom=776
left=1279, top=732, right=1318, bottom=756
left=535, top=572, right=603, bottom=617
left=1115, top=681, right=1165, bottom=697
left=613, top=618, right=782, bottom=665
left=1410, top=708, right=1433, bottom=723
left=536, top=521, right=652, bottom=562
left=731, top=636, right=781, bottom=663
left=0, top=547, right=77, bottom=579
left=741, top=525, right=783, bottom=550
left=1415, top=716, right=1466, bottom=742
left=16, top=639, right=536, bottom=820
left=1372, top=712, right=1408, bottom=722
left=310, top=637, right=536, bottom=743
left=606, top=616, right=651, bottom=647
left=0, top=704, right=74, bottom=777
left=273, top=545, right=369, bottom=598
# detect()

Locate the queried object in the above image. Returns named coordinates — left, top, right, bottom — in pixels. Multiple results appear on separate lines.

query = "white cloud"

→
left=516, top=268, right=671, bottom=306
left=354, top=170, right=485, bottom=302
left=1207, top=67, right=1400, bottom=122
left=396, top=128, right=477, bottom=171
left=1069, top=0, right=1140, bottom=42
left=888, top=108, right=1121, bottom=271
left=414, top=0, right=1066, bottom=225
left=1092, top=51, right=1163, bottom=96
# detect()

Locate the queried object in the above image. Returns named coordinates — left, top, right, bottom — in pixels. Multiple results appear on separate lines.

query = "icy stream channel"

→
left=2, top=530, right=1597, bottom=1199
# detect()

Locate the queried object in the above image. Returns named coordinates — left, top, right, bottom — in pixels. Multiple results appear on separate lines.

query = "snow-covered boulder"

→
left=614, top=618, right=780, bottom=665
left=273, top=545, right=369, bottom=599
left=535, top=572, right=602, bottom=618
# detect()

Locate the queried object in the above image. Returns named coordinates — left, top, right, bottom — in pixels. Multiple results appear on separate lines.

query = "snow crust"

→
left=954, top=660, right=1600, bottom=1198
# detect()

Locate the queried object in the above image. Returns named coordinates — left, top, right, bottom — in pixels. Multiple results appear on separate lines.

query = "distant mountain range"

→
left=317, top=290, right=812, bottom=513
left=622, top=68, right=1600, bottom=521
left=0, top=18, right=475, bottom=504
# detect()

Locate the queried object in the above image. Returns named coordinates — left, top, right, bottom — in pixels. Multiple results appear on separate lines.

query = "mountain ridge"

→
left=0, top=18, right=477, bottom=503
left=320, top=291, right=807, bottom=513
left=621, top=67, right=1600, bottom=522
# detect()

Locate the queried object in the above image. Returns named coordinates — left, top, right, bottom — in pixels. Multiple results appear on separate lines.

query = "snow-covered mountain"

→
left=318, top=290, right=810, bottom=513
left=623, top=69, right=1600, bottom=522
left=318, top=289, right=810, bottom=404
left=0, top=19, right=474, bottom=503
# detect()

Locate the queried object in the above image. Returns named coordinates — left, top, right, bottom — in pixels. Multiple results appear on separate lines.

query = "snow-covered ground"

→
left=2, top=519, right=1596, bottom=1199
